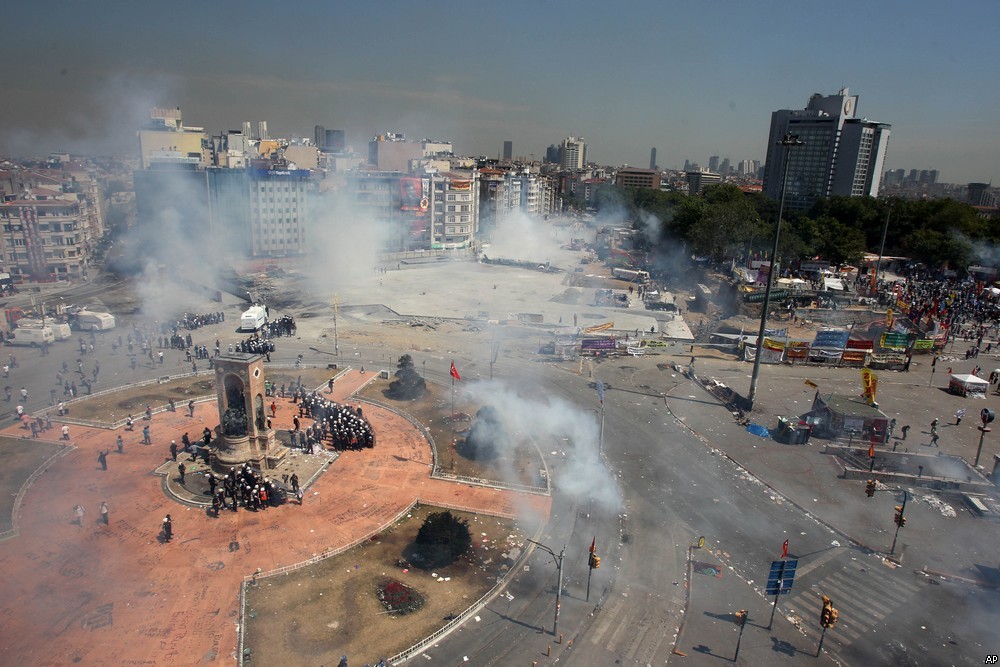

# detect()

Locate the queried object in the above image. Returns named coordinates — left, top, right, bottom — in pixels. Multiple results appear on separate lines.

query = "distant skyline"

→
left=3, top=1, right=998, bottom=184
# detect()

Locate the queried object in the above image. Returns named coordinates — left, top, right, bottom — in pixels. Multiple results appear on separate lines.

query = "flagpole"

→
left=451, top=376, right=455, bottom=415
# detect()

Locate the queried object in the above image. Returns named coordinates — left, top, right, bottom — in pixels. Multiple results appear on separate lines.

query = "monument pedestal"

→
left=212, top=430, right=289, bottom=473
left=208, top=352, right=289, bottom=474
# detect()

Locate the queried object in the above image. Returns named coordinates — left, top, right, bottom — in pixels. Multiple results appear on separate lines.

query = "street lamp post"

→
left=527, top=539, right=565, bottom=636
left=332, top=293, right=340, bottom=356
left=872, top=203, right=893, bottom=295
left=747, top=134, right=804, bottom=410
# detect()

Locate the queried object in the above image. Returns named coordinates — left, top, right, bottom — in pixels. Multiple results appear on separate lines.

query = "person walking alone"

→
left=99, top=501, right=109, bottom=525
left=97, top=449, right=109, bottom=471
left=162, top=514, right=173, bottom=542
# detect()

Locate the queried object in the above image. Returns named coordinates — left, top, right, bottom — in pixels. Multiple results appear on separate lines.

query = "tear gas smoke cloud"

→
left=636, top=210, right=663, bottom=247
left=299, top=193, right=388, bottom=302
left=464, top=379, right=621, bottom=514
left=486, top=211, right=571, bottom=263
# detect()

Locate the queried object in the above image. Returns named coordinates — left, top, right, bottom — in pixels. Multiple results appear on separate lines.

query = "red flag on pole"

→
left=868, top=442, right=875, bottom=459
left=781, top=539, right=789, bottom=559
left=450, top=361, right=461, bottom=381
left=589, top=536, right=596, bottom=554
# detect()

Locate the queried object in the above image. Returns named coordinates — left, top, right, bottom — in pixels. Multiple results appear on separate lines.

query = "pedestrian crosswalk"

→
left=783, top=556, right=922, bottom=648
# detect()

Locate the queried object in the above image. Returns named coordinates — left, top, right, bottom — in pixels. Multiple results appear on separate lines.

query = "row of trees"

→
left=593, top=183, right=997, bottom=274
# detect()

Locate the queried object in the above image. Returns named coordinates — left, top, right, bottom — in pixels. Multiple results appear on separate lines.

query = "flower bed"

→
left=375, top=577, right=426, bottom=615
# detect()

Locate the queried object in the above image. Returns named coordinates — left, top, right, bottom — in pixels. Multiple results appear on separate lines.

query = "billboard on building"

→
left=451, top=179, right=472, bottom=191
left=400, top=178, right=427, bottom=211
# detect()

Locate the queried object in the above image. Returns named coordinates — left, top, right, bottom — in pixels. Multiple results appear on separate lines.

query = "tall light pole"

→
left=747, top=134, right=804, bottom=410
left=527, top=539, right=565, bottom=636
left=332, top=293, right=340, bottom=356
left=872, top=203, right=893, bottom=295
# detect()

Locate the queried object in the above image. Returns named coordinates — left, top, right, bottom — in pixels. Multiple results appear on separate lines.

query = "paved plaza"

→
left=0, top=369, right=551, bottom=665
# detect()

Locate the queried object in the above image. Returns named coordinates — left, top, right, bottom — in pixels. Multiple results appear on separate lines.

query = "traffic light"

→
left=590, top=555, right=601, bottom=569
left=734, top=609, right=748, bottom=626
left=865, top=479, right=876, bottom=497
left=820, top=595, right=837, bottom=628
left=893, top=505, right=904, bottom=526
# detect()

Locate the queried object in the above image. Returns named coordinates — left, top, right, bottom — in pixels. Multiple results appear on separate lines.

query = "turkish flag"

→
left=781, top=539, right=789, bottom=558
left=450, top=361, right=461, bottom=381
left=589, top=536, right=596, bottom=554
left=868, top=442, right=875, bottom=459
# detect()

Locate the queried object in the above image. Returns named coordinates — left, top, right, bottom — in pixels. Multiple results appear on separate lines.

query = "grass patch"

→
left=0, top=436, right=66, bottom=533
left=358, top=378, right=543, bottom=486
left=243, top=504, right=527, bottom=664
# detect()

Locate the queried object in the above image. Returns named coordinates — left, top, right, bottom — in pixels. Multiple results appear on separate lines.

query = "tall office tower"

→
left=257, top=121, right=269, bottom=141
left=908, top=169, right=919, bottom=183
left=242, top=121, right=253, bottom=140
left=719, top=158, right=731, bottom=176
left=683, top=159, right=692, bottom=172
left=708, top=155, right=720, bottom=173
left=315, top=125, right=326, bottom=148
left=545, top=144, right=561, bottom=164
left=560, top=136, right=587, bottom=170
left=968, top=183, right=996, bottom=207
left=503, top=141, right=513, bottom=161
left=763, top=88, right=891, bottom=211
left=325, top=129, right=346, bottom=153
left=649, top=147, right=657, bottom=170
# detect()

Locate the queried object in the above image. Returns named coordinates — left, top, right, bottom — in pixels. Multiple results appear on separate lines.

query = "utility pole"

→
left=527, top=539, right=565, bottom=636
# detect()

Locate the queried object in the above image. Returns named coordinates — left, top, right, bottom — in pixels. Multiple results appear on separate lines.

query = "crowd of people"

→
left=263, top=315, right=296, bottom=338
left=297, top=390, right=376, bottom=451
left=230, top=335, right=275, bottom=356
left=873, top=274, right=1000, bottom=338
left=172, top=312, right=226, bottom=330
left=207, top=463, right=289, bottom=515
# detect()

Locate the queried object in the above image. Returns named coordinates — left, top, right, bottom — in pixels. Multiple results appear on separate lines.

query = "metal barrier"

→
left=431, top=469, right=549, bottom=496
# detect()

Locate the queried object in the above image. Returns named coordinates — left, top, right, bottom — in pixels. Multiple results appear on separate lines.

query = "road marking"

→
left=589, top=595, right=625, bottom=645
left=792, top=547, right=846, bottom=579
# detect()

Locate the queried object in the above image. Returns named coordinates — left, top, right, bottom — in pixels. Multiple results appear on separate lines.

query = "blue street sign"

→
left=765, top=559, right=798, bottom=596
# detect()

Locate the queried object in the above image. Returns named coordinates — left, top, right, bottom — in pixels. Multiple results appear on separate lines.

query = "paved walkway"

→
left=0, top=369, right=551, bottom=665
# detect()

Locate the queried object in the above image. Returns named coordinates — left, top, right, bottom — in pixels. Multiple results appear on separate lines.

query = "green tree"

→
left=811, top=215, right=868, bottom=267
left=414, top=511, right=472, bottom=568
left=687, top=190, right=761, bottom=264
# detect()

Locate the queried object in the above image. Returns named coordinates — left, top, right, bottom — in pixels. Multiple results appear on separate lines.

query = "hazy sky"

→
left=3, top=1, right=998, bottom=184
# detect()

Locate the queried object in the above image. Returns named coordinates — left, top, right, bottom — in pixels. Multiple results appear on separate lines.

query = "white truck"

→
left=240, top=305, right=267, bottom=332
left=612, top=267, right=650, bottom=283
left=7, top=326, right=55, bottom=347
left=15, top=318, right=72, bottom=340
left=75, top=310, right=116, bottom=331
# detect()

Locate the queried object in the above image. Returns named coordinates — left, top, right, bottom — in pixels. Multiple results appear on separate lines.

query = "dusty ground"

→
left=0, top=436, right=66, bottom=534
left=359, top=377, right=542, bottom=485
left=243, top=505, right=526, bottom=664
left=64, top=368, right=334, bottom=424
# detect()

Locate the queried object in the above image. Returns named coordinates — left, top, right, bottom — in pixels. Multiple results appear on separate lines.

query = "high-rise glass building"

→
left=560, top=136, right=587, bottom=170
left=763, top=88, right=890, bottom=211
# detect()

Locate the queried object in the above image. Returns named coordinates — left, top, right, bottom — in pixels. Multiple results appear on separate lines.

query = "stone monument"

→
left=211, top=352, right=287, bottom=472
